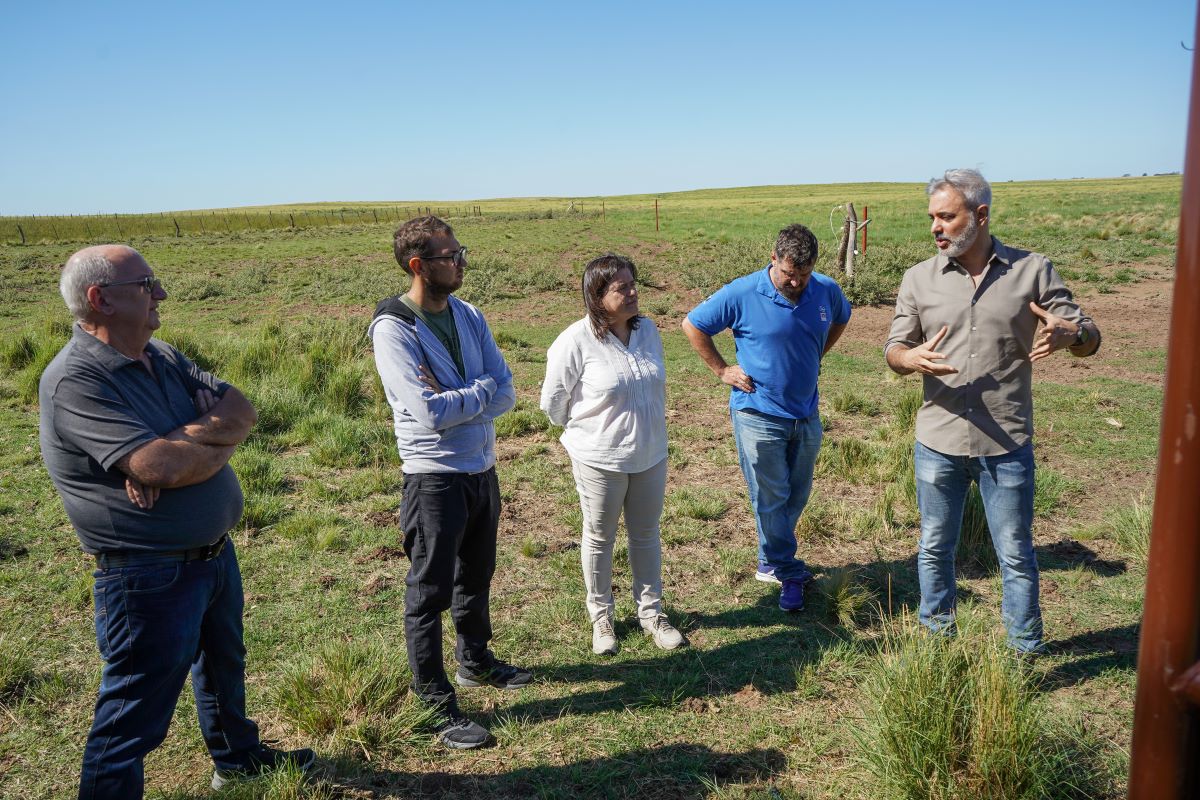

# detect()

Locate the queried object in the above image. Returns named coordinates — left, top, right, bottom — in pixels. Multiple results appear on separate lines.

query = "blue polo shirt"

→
left=687, top=266, right=851, bottom=420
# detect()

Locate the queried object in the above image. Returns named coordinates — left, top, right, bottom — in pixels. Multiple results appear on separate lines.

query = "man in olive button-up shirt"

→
left=885, top=169, right=1100, bottom=653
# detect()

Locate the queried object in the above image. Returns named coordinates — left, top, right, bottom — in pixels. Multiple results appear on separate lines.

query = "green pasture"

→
left=0, top=175, right=1178, bottom=798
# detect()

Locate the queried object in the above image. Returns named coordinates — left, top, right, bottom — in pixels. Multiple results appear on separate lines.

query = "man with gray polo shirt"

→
left=39, top=244, right=312, bottom=799
left=885, top=169, right=1101, bottom=653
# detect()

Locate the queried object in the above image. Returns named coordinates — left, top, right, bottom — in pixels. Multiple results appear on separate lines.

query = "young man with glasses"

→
left=39, top=245, right=313, bottom=798
left=369, top=216, right=530, bottom=750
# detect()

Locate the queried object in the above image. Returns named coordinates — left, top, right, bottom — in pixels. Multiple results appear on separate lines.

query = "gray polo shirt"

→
left=885, top=237, right=1095, bottom=457
left=39, top=325, right=243, bottom=554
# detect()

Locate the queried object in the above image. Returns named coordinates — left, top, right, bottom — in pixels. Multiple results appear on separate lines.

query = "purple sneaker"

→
left=779, top=578, right=806, bottom=612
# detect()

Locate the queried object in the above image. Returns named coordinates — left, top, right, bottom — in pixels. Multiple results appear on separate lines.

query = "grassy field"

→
left=0, top=175, right=1179, bottom=798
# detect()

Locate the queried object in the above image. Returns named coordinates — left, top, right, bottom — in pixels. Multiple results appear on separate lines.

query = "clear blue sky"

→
left=1, top=0, right=1194, bottom=215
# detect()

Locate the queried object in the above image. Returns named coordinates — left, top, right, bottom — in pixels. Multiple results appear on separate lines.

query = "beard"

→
left=424, top=269, right=463, bottom=299
left=937, top=213, right=979, bottom=258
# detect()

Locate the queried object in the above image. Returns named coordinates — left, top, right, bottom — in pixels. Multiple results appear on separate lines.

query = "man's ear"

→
left=976, top=203, right=990, bottom=228
left=85, top=284, right=109, bottom=315
left=408, top=256, right=423, bottom=277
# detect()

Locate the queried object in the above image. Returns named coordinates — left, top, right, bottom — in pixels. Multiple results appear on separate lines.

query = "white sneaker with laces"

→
left=592, top=614, right=619, bottom=655
left=639, top=614, right=686, bottom=650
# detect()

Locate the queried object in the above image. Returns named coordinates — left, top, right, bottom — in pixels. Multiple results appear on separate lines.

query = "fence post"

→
left=654, top=199, right=659, bottom=232
left=173, top=218, right=180, bottom=237
left=602, top=201, right=605, bottom=221
left=16, top=223, right=25, bottom=245
left=862, top=205, right=869, bottom=253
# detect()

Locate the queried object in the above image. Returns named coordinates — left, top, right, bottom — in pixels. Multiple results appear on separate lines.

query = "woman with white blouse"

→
left=541, top=253, right=685, bottom=656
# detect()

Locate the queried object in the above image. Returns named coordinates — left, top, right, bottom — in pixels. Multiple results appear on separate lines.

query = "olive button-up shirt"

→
left=885, top=237, right=1094, bottom=457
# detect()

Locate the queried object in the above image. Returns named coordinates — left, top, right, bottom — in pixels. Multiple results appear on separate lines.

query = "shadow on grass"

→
left=167, top=743, right=787, bottom=799
left=1037, top=538, right=1127, bottom=577
left=1041, top=623, right=1140, bottom=690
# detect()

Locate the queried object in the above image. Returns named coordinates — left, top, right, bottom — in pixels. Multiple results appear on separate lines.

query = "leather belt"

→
left=93, top=535, right=229, bottom=569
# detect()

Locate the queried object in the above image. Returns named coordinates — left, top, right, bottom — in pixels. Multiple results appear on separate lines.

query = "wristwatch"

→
left=1073, top=325, right=1090, bottom=347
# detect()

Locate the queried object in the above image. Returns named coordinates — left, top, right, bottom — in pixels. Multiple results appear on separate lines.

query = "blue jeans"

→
left=914, top=441, right=1042, bottom=652
left=79, top=542, right=260, bottom=800
left=731, top=408, right=821, bottom=582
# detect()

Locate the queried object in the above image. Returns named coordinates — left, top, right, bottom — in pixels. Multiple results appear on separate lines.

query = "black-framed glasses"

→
left=100, top=276, right=163, bottom=294
left=419, top=246, right=468, bottom=267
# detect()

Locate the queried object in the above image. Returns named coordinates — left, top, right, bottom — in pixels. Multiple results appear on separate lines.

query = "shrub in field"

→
left=854, top=611, right=1097, bottom=800
left=1108, top=497, right=1152, bottom=564
left=0, top=333, right=37, bottom=371
left=274, top=639, right=435, bottom=758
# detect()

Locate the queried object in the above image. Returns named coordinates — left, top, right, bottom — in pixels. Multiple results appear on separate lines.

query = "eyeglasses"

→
left=100, top=276, right=163, bottom=294
left=419, top=246, right=468, bottom=267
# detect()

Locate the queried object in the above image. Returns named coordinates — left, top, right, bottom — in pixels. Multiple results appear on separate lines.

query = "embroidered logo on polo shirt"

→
left=819, top=305, right=828, bottom=322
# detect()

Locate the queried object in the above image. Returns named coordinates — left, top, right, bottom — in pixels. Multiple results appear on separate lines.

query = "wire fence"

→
left=1, top=205, right=491, bottom=245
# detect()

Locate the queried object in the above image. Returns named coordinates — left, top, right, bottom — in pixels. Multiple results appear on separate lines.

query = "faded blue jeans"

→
left=914, top=441, right=1043, bottom=652
left=731, top=408, right=821, bottom=582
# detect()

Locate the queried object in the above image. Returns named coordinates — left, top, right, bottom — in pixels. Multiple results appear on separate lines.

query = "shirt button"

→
left=971, top=326, right=977, bottom=331
left=968, top=408, right=974, bottom=413
left=970, top=354, right=976, bottom=358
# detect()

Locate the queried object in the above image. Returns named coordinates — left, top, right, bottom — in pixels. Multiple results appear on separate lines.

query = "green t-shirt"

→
left=399, top=295, right=465, bottom=379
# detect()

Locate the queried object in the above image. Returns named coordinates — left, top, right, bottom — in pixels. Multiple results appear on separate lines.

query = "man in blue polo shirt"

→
left=683, top=224, right=850, bottom=611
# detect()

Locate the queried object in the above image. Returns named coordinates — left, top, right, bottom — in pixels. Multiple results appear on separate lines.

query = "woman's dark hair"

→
left=582, top=253, right=640, bottom=340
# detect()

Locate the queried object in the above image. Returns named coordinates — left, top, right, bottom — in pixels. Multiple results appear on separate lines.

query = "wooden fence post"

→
left=655, top=199, right=659, bottom=232
left=173, top=218, right=180, bottom=237
left=17, top=223, right=25, bottom=245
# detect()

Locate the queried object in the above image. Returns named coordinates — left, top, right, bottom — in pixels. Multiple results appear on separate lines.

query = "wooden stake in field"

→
left=655, top=199, right=659, bottom=232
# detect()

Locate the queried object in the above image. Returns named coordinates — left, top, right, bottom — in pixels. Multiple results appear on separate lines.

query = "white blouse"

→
left=540, top=316, right=668, bottom=473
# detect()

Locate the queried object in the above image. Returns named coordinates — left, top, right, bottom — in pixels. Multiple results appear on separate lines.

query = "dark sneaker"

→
left=455, top=659, right=533, bottom=690
left=432, top=709, right=491, bottom=750
left=779, top=578, right=806, bottom=612
left=211, top=743, right=316, bottom=790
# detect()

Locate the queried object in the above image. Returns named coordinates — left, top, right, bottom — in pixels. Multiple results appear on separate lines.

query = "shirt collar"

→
left=939, top=236, right=1009, bottom=273
left=755, top=264, right=805, bottom=305
left=71, top=322, right=151, bottom=371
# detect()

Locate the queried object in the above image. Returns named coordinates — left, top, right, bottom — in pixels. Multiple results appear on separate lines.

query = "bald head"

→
left=60, top=245, right=145, bottom=320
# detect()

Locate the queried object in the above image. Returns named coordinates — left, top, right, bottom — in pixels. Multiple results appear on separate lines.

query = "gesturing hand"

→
left=720, top=365, right=755, bottom=393
left=1028, top=302, right=1082, bottom=362
left=417, top=364, right=443, bottom=393
left=902, top=325, right=958, bottom=375
left=125, top=477, right=160, bottom=510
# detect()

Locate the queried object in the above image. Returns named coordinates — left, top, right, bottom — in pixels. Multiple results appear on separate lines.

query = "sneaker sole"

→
left=437, top=733, right=490, bottom=750
left=454, top=673, right=532, bottom=690
left=754, top=571, right=782, bottom=585
left=211, top=753, right=316, bottom=790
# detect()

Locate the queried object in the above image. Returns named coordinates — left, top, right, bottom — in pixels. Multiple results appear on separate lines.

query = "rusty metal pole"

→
left=1130, top=6, right=1200, bottom=797
left=862, top=204, right=868, bottom=253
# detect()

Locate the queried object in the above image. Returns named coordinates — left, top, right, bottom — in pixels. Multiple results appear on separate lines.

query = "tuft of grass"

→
left=958, top=484, right=996, bottom=572
left=275, top=511, right=348, bottom=551
left=0, top=637, right=36, bottom=706
left=521, top=536, right=548, bottom=558
left=854, top=611, right=1099, bottom=800
left=0, top=333, right=37, bottom=371
left=274, top=639, right=435, bottom=759
left=896, top=386, right=923, bottom=432
left=495, top=408, right=551, bottom=438
left=831, top=390, right=880, bottom=416
left=1107, top=497, right=1152, bottom=564
left=667, top=487, right=728, bottom=521
left=818, top=568, right=874, bottom=628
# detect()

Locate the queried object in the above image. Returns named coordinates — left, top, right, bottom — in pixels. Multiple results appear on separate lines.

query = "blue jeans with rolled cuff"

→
left=731, top=408, right=821, bottom=583
left=914, top=441, right=1043, bottom=652
left=78, top=540, right=260, bottom=800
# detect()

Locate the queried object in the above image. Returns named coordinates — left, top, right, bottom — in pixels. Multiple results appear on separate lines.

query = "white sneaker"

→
left=592, top=615, right=619, bottom=655
left=639, top=614, right=686, bottom=650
